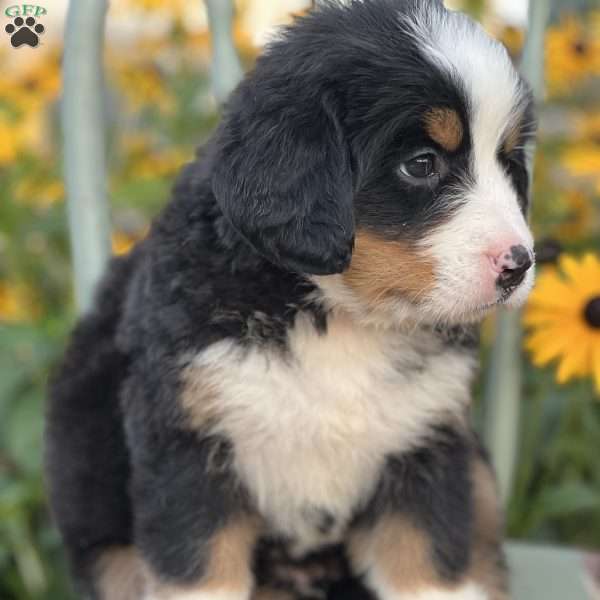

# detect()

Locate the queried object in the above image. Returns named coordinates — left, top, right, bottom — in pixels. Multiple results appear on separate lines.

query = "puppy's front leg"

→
left=347, top=431, right=508, bottom=600
left=126, top=423, right=258, bottom=600
left=144, top=516, right=259, bottom=600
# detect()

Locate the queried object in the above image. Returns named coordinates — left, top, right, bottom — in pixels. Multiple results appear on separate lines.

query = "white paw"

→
left=145, top=589, right=250, bottom=600
left=399, top=583, right=489, bottom=600
left=369, top=574, right=489, bottom=600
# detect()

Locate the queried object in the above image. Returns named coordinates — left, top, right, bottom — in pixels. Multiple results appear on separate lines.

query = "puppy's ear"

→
left=211, top=85, right=354, bottom=275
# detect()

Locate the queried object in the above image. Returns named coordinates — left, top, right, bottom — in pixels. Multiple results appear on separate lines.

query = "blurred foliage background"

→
left=0, top=0, right=599, bottom=598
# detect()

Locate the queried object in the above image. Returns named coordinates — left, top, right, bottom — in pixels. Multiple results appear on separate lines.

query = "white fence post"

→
left=483, top=0, right=552, bottom=503
left=204, top=0, right=244, bottom=105
left=62, top=0, right=111, bottom=313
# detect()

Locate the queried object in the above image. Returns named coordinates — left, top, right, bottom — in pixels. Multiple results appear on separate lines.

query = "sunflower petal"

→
left=556, top=341, right=589, bottom=384
left=559, top=255, right=584, bottom=282
left=525, top=328, right=571, bottom=366
left=524, top=309, right=573, bottom=327
left=575, top=254, right=600, bottom=297
left=593, top=341, right=600, bottom=396
left=528, top=273, right=579, bottom=310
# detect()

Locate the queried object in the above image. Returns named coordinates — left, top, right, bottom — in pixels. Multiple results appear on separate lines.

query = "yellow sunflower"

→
left=13, top=177, right=64, bottom=210
left=0, top=281, right=39, bottom=323
left=562, top=142, right=600, bottom=194
left=119, top=133, right=189, bottom=179
left=545, top=15, right=600, bottom=97
left=0, top=48, right=61, bottom=111
left=497, top=25, right=525, bottom=58
left=575, top=111, right=600, bottom=142
left=556, top=190, right=596, bottom=241
left=110, top=61, right=175, bottom=115
left=524, top=254, right=600, bottom=394
left=0, top=111, right=43, bottom=165
left=112, top=231, right=142, bottom=256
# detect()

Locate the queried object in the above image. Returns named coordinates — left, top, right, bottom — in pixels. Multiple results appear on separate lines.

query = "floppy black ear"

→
left=211, top=83, right=354, bottom=275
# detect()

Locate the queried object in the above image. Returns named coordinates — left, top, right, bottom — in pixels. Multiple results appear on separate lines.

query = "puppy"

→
left=46, top=1, right=536, bottom=599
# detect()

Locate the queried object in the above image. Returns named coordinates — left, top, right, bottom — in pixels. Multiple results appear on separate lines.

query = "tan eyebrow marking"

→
left=423, top=108, right=464, bottom=152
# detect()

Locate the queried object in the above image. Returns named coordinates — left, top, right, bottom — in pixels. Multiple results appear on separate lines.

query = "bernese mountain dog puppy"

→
left=46, top=1, right=536, bottom=599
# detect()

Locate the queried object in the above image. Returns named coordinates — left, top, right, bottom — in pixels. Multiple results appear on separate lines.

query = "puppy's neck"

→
left=310, top=273, right=424, bottom=331
left=309, top=274, right=479, bottom=353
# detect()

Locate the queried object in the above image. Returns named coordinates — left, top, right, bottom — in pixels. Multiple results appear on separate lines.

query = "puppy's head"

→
left=211, top=0, right=536, bottom=325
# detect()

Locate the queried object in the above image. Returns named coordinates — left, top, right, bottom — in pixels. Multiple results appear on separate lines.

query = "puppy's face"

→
left=336, top=3, right=535, bottom=325
left=212, top=0, right=536, bottom=326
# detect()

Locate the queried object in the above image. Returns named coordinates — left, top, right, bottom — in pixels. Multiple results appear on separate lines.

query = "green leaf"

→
left=535, top=483, right=600, bottom=521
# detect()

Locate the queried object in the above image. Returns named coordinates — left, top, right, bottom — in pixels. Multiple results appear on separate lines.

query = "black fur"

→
left=212, top=87, right=354, bottom=275
left=499, top=93, right=536, bottom=215
left=45, top=253, right=136, bottom=593
left=127, top=427, right=245, bottom=582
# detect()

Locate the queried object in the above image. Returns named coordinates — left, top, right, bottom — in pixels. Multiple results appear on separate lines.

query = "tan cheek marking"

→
left=424, top=107, right=464, bottom=152
left=95, top=546, right=147, bottom=600
left=348, top=515, right=441, bottom=593
left=148, top=517, right=261, bottom=598
left=342, top=231, right=436, bottom=307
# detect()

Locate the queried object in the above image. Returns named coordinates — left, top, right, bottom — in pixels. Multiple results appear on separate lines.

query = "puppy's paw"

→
left=145, top=590, right=251, bottom=600
left=377, top=582, right=491, bottom=600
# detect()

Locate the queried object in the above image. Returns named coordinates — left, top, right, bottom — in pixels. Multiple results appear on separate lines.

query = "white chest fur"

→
left=185, top=313, right=475, bottom=554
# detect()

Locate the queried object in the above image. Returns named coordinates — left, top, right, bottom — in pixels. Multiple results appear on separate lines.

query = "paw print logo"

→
left=5, top=16, right=45, bottom=48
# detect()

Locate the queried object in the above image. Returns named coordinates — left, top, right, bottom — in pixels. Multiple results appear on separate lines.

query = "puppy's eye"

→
left=400, top=153, right=438, bottom=179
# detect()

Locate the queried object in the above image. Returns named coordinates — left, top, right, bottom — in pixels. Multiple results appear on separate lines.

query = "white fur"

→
left=411, top=587, right=488, bottom=600
left=145, top=591, right=248, bottom=600
left=187, top=311, right=475, bottom=555
left=403, top=4, right=527, bottom=145
left=397, top=4, right=535, bottom=324
left=368, top=569, right=489, bottom=600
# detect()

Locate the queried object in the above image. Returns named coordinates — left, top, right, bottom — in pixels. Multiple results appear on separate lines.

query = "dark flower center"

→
left=23, top=77, right=39, bottom=92
left=584, top=297, right=600, bottom=328
left=535, top=238, right=562, bottom=264
left=573, top=40, right=588, bottom=55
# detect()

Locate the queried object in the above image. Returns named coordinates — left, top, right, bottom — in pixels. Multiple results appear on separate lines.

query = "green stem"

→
left=482, top=0, right=551, bottom=503
left=7, top=518, right=47, bottom=596
left=484, top=310, right=524, bottom=502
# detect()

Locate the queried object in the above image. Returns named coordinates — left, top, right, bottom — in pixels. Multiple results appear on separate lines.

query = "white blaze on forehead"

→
left=401, top=3, right=528, bottom=159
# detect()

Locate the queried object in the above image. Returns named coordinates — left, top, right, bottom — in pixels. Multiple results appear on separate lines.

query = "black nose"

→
left=497, top=245, right=533, bottom=291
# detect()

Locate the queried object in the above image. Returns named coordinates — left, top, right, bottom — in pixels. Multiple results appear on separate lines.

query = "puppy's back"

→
left=45, top=250, right=138, bottom=596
